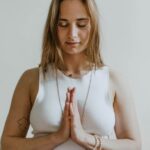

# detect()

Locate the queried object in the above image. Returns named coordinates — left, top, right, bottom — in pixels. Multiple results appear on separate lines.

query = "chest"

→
left=30, top=70, right=115, bottom=136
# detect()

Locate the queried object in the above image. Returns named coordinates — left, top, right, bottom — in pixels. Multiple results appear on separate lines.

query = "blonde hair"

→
left=39, top=0, right=104, bottom=75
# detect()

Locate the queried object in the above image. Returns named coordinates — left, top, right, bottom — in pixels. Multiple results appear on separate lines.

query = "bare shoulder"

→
left=21, top=67, right=39, bottom=105
left=107, top=66, right=134, bottom=106
left=21, top=67, right=39, bottom=83
left=108, top=67, right=125, bottom=83
left=108, top=67, right=131, bottom=92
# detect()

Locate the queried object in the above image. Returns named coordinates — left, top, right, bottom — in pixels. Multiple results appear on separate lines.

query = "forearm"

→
left=1, top=133, right=64, bottom=150
left=79, top=133, right=141, bottom=150
left=101, top=138, right=141, bottom=150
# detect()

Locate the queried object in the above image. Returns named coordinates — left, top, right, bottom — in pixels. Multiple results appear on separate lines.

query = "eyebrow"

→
left=59, top=18, right=89, bottom=21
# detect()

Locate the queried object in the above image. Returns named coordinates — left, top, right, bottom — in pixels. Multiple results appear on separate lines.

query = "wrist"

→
left=92, top=134, right=102, bottom=150
left=52, top=132, right=66, bottom=145
left=78, top=132, right=103, bottom=150
left=77, top=132, right=95, bottom=149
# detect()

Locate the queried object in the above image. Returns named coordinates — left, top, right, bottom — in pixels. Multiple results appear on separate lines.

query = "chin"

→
left=64, top=49, right=85, bottom=55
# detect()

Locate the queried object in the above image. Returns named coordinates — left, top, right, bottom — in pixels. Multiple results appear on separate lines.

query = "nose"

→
left=68, top=24, right=78, bottom=39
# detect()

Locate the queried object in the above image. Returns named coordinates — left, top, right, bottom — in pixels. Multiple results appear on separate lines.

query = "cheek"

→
left=81, top=29, right=91, bottom=42
left=57, top=28, right=65, bottom=43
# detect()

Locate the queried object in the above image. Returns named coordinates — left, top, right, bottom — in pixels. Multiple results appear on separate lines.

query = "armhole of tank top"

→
left=107, top=67, right=115, bottom=104
left=32, top=66, right=43, bottom=107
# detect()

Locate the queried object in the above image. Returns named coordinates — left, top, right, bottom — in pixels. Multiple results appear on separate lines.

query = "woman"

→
left=1, top=0, right=141, bottom=149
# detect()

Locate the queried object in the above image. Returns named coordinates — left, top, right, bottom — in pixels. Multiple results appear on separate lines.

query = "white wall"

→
left=99, top=1, right=150, bottom=149
left=0, top=0, right=150, bottom=149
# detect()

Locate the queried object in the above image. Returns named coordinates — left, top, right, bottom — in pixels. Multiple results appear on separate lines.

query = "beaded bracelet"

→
left=94, top=134, right=102, bottom=150
left=90, top=133, right=102, bottom=150
left=93, top=134, right=99, bottom=150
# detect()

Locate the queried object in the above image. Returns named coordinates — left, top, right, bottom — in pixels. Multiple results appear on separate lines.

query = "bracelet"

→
left=91, top=133, right=102, bottom=150
left=93, top=134, right=99, bottom=150
left=95, top=135, right=102, bottom=150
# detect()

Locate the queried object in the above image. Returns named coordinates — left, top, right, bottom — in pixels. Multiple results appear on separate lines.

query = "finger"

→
left=67, top=87, right=72, bottom=93
left=64, top=100, right=69, bottom=117
left=70, top=87, right=76, bottom=103
left=65, top=90, right=71, bottom=109
left=65, top=91, right=72, bottom=119
left=70, top=87, right=75, bottom=94
left=65, top=91, right=70, bottom=102
left=68, top=87, right=73, bottom=102
left=71, top=88, right=77, bottom=110
left=70, top=102, right=74, bottom=119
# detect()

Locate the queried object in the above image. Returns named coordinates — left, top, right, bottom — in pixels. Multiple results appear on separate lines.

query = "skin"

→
left=57, top=0, right=91, bottom=55
left=1, top=0, right=141, bottom=149
left=57, top=0, right=92, bottom=75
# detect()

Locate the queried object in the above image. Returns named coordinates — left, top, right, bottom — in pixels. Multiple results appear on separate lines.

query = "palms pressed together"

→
left=58, top=87, right=87, bottom=145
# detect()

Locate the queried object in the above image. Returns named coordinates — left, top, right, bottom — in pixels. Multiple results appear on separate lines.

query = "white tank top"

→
left=30, top=64, right=116, bottom=149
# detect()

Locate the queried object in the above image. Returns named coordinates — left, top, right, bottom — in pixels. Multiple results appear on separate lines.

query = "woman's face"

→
left=57, top=0, right=91, bottom=55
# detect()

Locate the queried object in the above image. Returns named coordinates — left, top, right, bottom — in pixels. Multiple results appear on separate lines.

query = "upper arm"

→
left=2, top=68, right=39, bottom=138
left=109, top=69, right=141, bottom=142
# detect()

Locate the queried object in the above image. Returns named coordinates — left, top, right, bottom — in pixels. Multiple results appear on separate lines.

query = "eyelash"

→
left=58, top=23, right=87, bottom=28
left=78, top=24, right=87, bottom=28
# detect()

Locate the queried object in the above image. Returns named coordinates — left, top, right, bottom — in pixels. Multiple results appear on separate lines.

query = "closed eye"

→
left=58, top=21, right=68, bottom=27
left=57, top=19, right=89, bottom=28
left=77, top=20, right=89, bottom=28
left=77, top=24, right=87, bottom=28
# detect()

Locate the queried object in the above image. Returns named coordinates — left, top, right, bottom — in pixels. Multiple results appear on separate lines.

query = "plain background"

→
left=0, top=0, right=150, bottom=149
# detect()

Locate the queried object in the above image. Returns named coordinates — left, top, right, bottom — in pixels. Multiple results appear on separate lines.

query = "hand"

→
left=69, top=88, right=87, bottom=145
left=56, top=90, right=71, bottom=143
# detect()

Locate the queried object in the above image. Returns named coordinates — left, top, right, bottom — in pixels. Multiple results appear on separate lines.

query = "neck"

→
left=60, top=53, right=91, bottom=76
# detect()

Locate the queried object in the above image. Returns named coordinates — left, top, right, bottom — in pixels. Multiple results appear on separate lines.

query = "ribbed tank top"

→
left=30, top=64, right=116, bottom=149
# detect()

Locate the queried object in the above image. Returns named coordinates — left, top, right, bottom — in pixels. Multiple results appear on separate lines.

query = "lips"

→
left=65, top=41, right=80, bottom=47
left=66, top=41, right=80, bottom=44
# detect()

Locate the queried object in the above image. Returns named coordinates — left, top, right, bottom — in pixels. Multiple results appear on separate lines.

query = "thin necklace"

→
left=55, top=67, right=93, bottom=124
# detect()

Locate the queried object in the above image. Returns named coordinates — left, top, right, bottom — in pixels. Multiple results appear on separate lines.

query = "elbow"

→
left=1, top=136, right=10, bottom=150
left=1, top=136, right=7, bottom=150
